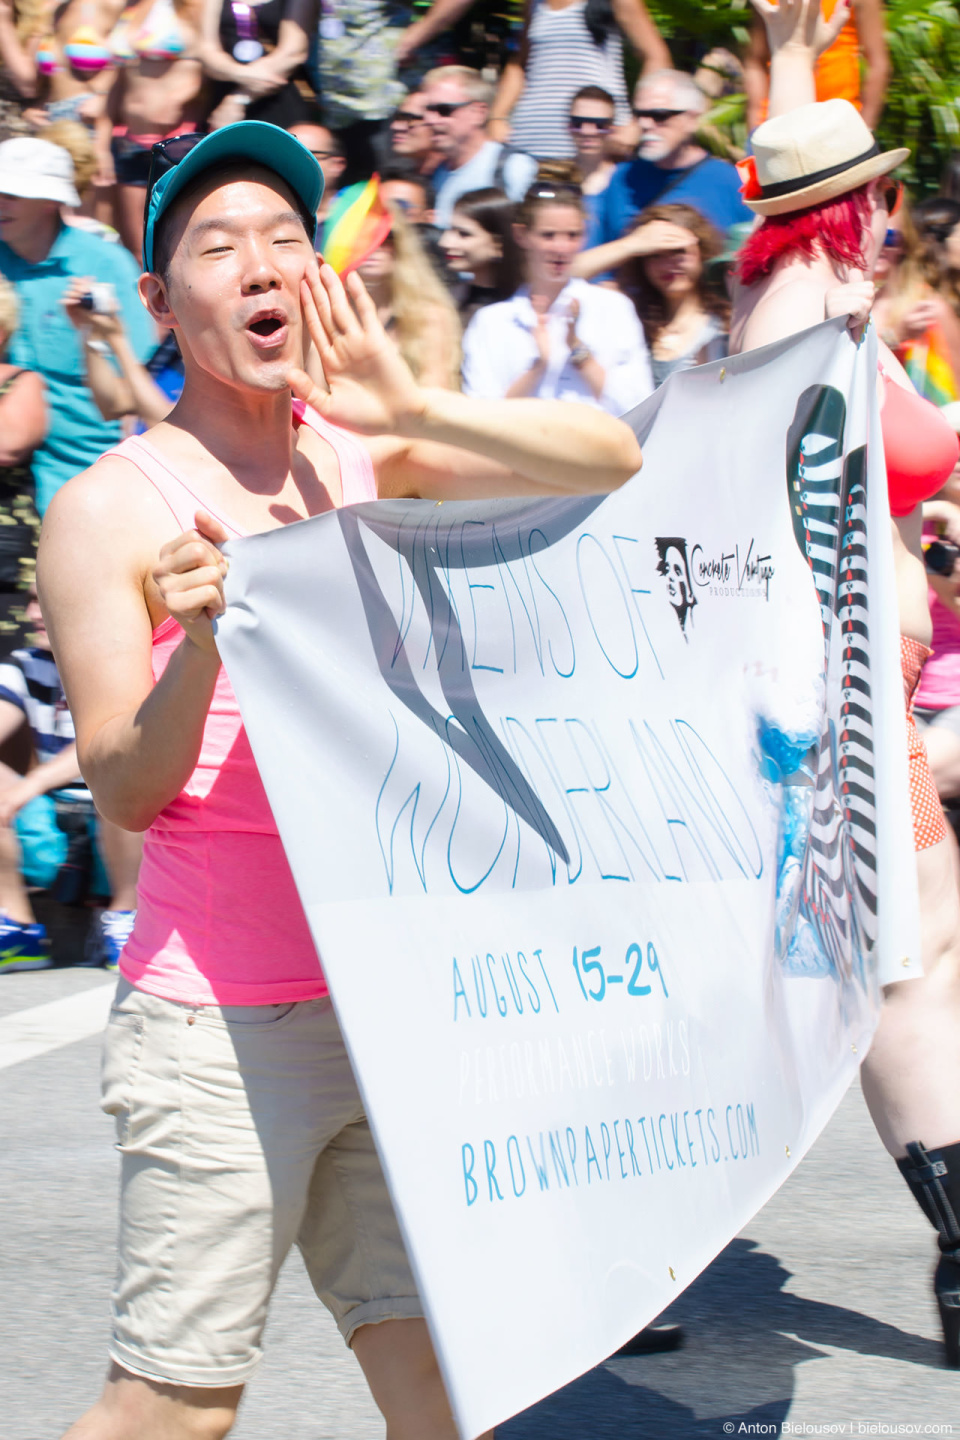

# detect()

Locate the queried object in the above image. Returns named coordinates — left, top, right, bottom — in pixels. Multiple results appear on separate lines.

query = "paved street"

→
left=2, top=968, right=957, bottom=1439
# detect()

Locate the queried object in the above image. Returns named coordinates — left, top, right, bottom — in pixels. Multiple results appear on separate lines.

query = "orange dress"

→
left=758, top=0, right=861, bottom=120
left=815, top=0, right=862, bottom=108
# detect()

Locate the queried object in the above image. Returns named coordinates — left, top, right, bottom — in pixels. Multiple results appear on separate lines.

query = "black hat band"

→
left=759, top=141, right=881, bottom=199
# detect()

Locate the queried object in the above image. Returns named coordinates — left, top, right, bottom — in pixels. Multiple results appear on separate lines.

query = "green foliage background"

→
left=648, top=0, right=960, bottom=194
left=876, top=0, right=960, bottom=193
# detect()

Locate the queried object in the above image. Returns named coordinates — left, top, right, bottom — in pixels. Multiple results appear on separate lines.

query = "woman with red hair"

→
left=736, top=0, right=960, bottom=1369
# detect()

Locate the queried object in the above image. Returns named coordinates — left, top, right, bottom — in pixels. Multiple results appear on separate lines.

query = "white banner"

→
left=216, top=320, right=918, bottom=1438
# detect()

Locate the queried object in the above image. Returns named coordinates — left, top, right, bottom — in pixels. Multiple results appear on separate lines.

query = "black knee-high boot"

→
left=897, top=1140, right=960, bottom=1368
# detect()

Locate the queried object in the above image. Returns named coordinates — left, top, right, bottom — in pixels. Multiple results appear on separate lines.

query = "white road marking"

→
left=0, top=983, right=115, bottom=1071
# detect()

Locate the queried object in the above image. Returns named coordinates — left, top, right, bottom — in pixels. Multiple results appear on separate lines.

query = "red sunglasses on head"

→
left=879, top=176, right=903, bottom=216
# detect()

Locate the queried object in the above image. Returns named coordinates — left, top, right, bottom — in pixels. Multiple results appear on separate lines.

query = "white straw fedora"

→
left=744, top=99, right=908, bottom=217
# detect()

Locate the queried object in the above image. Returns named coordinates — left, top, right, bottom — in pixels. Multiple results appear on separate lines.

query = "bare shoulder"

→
left=43, top=452, right=172, bottom=539
left=40, top=452, right=177, bottom=600
left=733, top=272, right=829, bottom=355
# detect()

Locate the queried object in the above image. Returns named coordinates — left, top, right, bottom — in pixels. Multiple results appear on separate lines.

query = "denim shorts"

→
left=914, top=702, right=960, bottom=739
left=110, top=133, right=152, bottom=187
left=101, top=980, right=422, bottom=1387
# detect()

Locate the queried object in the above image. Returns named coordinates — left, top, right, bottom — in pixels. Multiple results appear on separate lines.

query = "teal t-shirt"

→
left=1, top=224, right=154, bottom=514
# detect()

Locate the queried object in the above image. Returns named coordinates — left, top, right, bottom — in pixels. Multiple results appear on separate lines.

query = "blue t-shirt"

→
left=1, top=224, right=154, bottom=514
left=598, top=154, right=754, bottom=246
left=583, top=189, right=605, bottom=252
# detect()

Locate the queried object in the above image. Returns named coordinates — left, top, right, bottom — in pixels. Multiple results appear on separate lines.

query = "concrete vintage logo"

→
left=655, top=536, right=775, bottom=641
left=689, top=538, right=775, bottom=602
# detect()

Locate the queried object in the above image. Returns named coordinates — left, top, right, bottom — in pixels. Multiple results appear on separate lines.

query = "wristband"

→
left=85, top=337, right=110, bottom=354
left=569, top=344, right=592, bottom=368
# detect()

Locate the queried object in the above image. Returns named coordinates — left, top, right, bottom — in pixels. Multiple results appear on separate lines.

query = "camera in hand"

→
left=78, top=282, right=116, bottom=315
left=924, top=539, right=960, bottom=576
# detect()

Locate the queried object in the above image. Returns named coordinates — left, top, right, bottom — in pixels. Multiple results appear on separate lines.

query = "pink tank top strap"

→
left=109, top=434, right=246, bottom=538
left=110, top=404, right=376, bottom=530
left=292, top=399, right=378, bottom=505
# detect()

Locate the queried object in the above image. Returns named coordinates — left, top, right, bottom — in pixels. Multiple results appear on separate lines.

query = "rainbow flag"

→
left=320, top=177, right=393, bottom=276
left=898, top=325, right=959, bottom=408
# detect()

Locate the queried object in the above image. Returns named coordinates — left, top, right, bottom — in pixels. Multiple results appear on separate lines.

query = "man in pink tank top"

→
left=38, top=122, right=641, bottom=1440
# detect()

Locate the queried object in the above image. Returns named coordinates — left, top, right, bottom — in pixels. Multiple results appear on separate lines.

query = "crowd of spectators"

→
left=5, top=0, right=960, bottom=970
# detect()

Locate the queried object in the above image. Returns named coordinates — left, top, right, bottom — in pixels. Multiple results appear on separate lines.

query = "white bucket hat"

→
left=744, top=99, right=908, bottom=217
left=0, top=137, right=80, bottom=208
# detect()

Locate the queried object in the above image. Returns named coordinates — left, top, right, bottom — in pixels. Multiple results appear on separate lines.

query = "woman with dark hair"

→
left=461, top=163, right=652, bottom=408
left=439, top=187, right=524, bottom=325
left=618, top=201, right=729, bottom=387
left=737, top=0, right=960, bottom=1369
left=489, top=0, right=669, bottom=160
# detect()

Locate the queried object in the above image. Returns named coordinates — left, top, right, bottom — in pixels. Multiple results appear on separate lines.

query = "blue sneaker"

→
left=0, top=915, right=52, bottom=973
left=84, top=909, right=135, bottom=972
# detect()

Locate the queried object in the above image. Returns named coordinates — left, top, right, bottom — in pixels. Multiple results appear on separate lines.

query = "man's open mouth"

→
left=249, top=315, right=284, bottom=337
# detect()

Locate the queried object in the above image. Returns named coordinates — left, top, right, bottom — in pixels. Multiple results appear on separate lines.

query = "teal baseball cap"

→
left=142, top=121, right=323, bottom=273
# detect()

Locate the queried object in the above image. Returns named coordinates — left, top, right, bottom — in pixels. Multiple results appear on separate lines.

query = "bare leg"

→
left=861, top=830, right=960, bottom=1155
left=114, top=184, right=146, bottom=263
left=96, top=816, right=142, bottom=912
left=63, top=1363, right=242, bottom=1440
left=0, top=819, right=34, bottom=924
left=921, top=726, right=960, bottom=803
left=92, top=182, right=115, bottom=233
left=0, top=760, right=34, bottom=924
left=352, top=1318, right=494, bottom=1440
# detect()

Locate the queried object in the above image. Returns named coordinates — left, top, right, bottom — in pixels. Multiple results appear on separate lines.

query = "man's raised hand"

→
left=152, top=510, right=230, bottom=656
left=288, top=263, right=428, bottom=437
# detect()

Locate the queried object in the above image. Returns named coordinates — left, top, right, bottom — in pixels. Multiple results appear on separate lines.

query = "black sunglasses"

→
left=633, top=107, right=686, bottom=123
left=569, top=114, right=613, bottom=131
left=424, top=100, right=473, bottom=117
left=392, top=109, right=427, bottom=125
left=144, top=132, right=206, bottom=224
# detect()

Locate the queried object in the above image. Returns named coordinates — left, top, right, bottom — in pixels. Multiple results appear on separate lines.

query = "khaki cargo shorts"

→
left=101, top=980, right=422, bottom=1388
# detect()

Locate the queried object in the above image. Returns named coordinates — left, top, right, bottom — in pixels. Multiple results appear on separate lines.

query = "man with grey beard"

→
left=593, top=68, right=753, bottom=247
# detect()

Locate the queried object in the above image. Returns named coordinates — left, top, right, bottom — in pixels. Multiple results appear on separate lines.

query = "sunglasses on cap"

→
left=143, top=131, right=205, bottom=221
left=633, top=107, right=686, bottom=123
left=424, top=100, right=474, bottom=117
left=569, top=114, right=613, bottom=131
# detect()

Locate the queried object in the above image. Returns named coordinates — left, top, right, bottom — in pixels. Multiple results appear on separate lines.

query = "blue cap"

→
left=142, top=121, right=323, bottom=272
